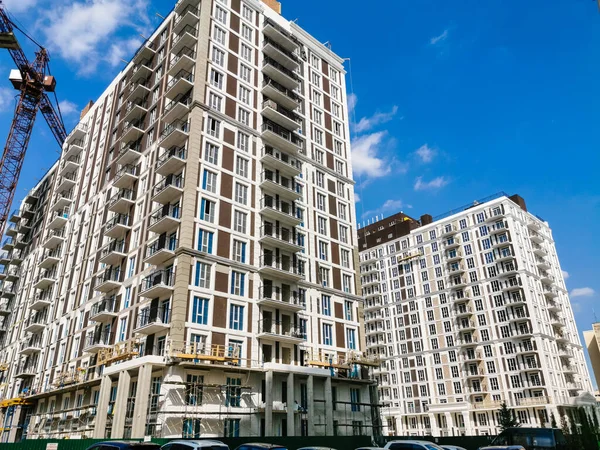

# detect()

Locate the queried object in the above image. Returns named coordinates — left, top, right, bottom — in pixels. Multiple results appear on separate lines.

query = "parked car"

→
left=298, top=447, right=337, bottom=450
left=234, top=444, right=287, bottom=450
left=86, top=442, right=161, bottom=450
left=162, top=441, right=230, bottom=450
left=355, top=447, right=382, bottom=450
left=441, top=446, right=468, bottom=450
left=479, top=427, right=568, bottom=450
left=384, top=441, right=445, bottom=450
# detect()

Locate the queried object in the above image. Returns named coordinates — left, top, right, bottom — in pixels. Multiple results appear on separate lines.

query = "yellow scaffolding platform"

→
left=168, top=341, right=240, bottom=365
left=0, top=397, right=31, bottom=408
left=97, top=338, right=140, bottom=366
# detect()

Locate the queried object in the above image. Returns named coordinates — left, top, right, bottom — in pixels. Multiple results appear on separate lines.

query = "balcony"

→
left=32, top=270, right=57, bottom=290
left=361, top=275, right=379, bottom=288
left=165, top=69, right=194, bottom=100
left=441, top=225, right=457, bottom=237
left=159, top=120, right=189, bottom=149
left=529, top=231, right=544, bottom=243
left=456, top=320, right=477, bottom=332
left=5, top=223, right=17, bottom=237
left=132, top=40, right=155, bottom=65
left=39, top=248, right=61, bottom=270
left=168, top=46, right=196, bottom=77
left=262, top=56, right=300, bottom=90
left=59, top=154, right=81, bottom=177
left=162, top=91, right=192, bottom=124
left=0, top=302, right=10, bottom=316
left=7, top=249, right=22, bottom=265
left=259, top=196, right=302, bottom=226
left=152, top=175, right=184, bottom=205
left=173, top=4, right=199, bottom=34
left=15, top=361, right=37, bottom=378
left=454, top=306, right=474, bottom=318
left=99, top=239, right=127, bottom=266
left=24, top=312, right=47, bottom=333
left=532, top=244, right=548, bottom=257
left=446, top=250, right=463, bottom=262
left=257, top=319, right=305, bottom=344
left=259, top=225, right=302, bottom=253
left=262, top=78, right=301, bottom=111
left=113, top=164, right=139, bottom=189
left=144, top=237, right=178, bottom=265
left=63, top=139, right=84, bottom=160
left=148, top=205, right=181, bottom=234
left=134, top=306, right=171, bottom=335
left=117, top=142, right=142, bottom=166
left=20, top=337, right=43, bottom=355
left=121, top=119, right=145, bottom=144
left=1, top=237, right=13, bottom=251
left=261, top=146, right=302, bottom=178
left=263, top=37, right=300, bottom=71
left=449, top=277, right=467, bottom=290
left=550, top=314, right=566, bottom=328
left=562, top=363, right=577, bottom=375
left=461, top=351, right=483, bottom=362
left=140, top=269, right=174, bottom=298
left=259, top=255, right=303, bottom=281
left=127, top=76, right=151, bottom=102
left=496, top=248, right=514, bottom=261
left=122, top=98, right=148, bottom=124
left=535, top=257, right=551, bottom=271
left=465, top=368, right=485, bottom=379
left=172, top=24, right=198, bottom=55
left=156, top=146, right=187, bottom=177
left=84, top=331, right=112, bottom=353
left=30, top=292, right=52, bottom=311
left=263, top=18, right=299, bottom=52
left=90, top=296, right=118, bottom=322
left=47, top=208, right=70, bottom=232
left=13, top=236, right=29, bottom=250
left=108, top=189, right=135, bottom=214
left=104, top=214, right=131, bottom=239
left=260, top=171, right=301, bottom=201
left=555, top=330, right=570, bottom=343
left=66, top=122, right=87, bottom=143
left=5, top=266, right=20, bottom=282
left=443, top=237, right=461, bottom=249
left=52, top=190, right=74, bottom=211
left=95, top=268, right=122, bottom=293
left=448, top=263, right=465, bottom=275
left=262, top=99, right=301, bottom=132
left=0, top=252, right=8, bottom=265
left=261, top=120, right=304, bottom=155
left=546, top=299, right=561, bottom=312
left=258, top=286, right=305, bottom=312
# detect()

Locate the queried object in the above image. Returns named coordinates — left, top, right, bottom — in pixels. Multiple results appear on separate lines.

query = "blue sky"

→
left=0, top=0, right=599, bottom=382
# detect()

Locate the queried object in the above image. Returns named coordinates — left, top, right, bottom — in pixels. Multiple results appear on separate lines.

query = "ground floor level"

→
left=1, top=357, right=379, bottom=442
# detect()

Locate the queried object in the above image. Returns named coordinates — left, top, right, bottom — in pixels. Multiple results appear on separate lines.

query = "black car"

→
left=234, top=444, right=287, bottom=450
left=480, top=428, right=568, bottom=450
left=86, top=442, right=161, bottom=450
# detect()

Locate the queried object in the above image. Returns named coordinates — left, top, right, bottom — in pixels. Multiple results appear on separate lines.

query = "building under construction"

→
left=0, top=0, right=381, bottom=441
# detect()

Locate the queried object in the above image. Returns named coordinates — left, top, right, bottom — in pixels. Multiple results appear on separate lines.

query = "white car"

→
left=441, top=446, right=468, bottom=450
left=384, top=441, right=445, bottom=450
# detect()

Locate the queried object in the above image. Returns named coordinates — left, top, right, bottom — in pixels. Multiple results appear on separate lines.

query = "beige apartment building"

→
left=0, top=0, right=379, bottom=441
left=583, top=323, right=600, bottom=390
left=358, top=194, right=597, bottom=436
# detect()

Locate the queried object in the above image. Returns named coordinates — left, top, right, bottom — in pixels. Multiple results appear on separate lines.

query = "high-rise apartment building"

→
left=358, top=193, right=597, bottom=436
left=0, top=0, right=379, bottom=441
left=583, top=323, right=600, bottom=390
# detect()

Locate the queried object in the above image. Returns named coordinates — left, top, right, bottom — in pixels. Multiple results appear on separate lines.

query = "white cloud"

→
left=0, top=88, right=16, bottom=113
left=40, top=0, right=151, bottom=75
left=347, top=93, right=357, bottom=116
left=414, top=176, right=449, bottom=191
left=415, top=144, right=436, bottom=163
left=2, top=0, right=38, bottom=13
left=362, top=199, right=405, bottom=219
left=570, top=287, right=595, bottom=298
left=354, top=106, right=399, bottom=133
left=351, top=132, right=391, bottom=179
left=562, top=270, right=570, bottom=280
left=59, top=100, right=78, bottom=116
left=354, top=193, right=360, bottom=203
left=106, top=38, right=144, bottom=67
left=430, top=29, right=449, bottom=45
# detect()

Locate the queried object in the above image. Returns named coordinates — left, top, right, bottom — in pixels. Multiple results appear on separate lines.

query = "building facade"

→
left=0, top=0, right=379, bottom=441
left=583, top=323, right=600, bottom=390
left=358, top=194, right=596, bottom=436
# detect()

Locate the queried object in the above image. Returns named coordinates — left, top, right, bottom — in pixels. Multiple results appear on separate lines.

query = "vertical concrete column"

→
left=444, top=412, right=452, bottom=436
left=265, top=370, right=274, bottom=436
left=324, top=376, right=334, bottom=435
left=429, top=412, right=440, bottom=437
left=461, top=412, right=471, bottom=436
left=131, top=363, right=153, bottom=438
left=307, top=375, right=315, bottom=435
left=110, top=370, right=131, bottom=438
left=93, top=375, right=112, bottom=438
left=286, top=372, right=295, bottom=436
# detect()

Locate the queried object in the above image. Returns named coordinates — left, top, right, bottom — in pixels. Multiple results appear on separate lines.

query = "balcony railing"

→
left=262, top=120, right=304, bottom=150
left=166, top=69, right=194, bottom=91
left=136, top=306, right=171, bottom=329
left=149, top=205, right=181, bottom=226
left=263, top=56, right=300, bottom=81
left=258, top=319, right=305, bottom=340
left=160, top=120, right=190, bottom=141
left=100, top=239, right=127, bottom=257
left=141, top=269, right=175, bottom=292
left=91, top=296, right=118, bottom=317
left=105, top=214, right=130, bottom=231
left=259, top=255, right=303, bottom=277
left=262, top=99, right=301, bottom=124
left=146, top=238, right=178, bottom=258
left=169, top=46, right=196, bottom=68
left=259, top=286, right=303, bottom=307
left=262, top=78, right=301, bottom=103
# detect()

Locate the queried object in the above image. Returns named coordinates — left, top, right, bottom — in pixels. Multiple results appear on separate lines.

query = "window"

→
left=242, top=4, right=253, bottom=20
left=215, top=6, right=227, bottom=24
left=314, top=128, right=323, bottom=145
left=341, top=249, right=350, bottom=268
left=234, top=183, right=248, bottom=205
left=210, top=69, right=224, bottom=89
left=238, top=132, right=250, bottom=152
left=238, top=85, right=251, bottom=105
left=207, top=117, right=220, bottom=138
left=229, top=304, right=244, bottom=330
left=312, top=89, right=322, bottom=105
left=323, top=323, right=333, bottom=345
left=124, top=287, right=131, bottom=308
left=128, top=256, right=136, bottom=277
left=232, top=240, right=246, bottom=263
left=316, top=193, right=326, bottom=211
left=312, top=71, right=321, bottom=87
left=236, top=156, right=249, bottom=178
left=194, top=262, right=211, bottom=288
left=237, top=107, right=250, bottom=125
left=230, top=271, right=245, bottom=296
left=338, top=202, right=347, bottom=220
left=192, top=297, right=209, bottom=325
left=224, top=418, right=240, bottom=437
left=204, top=142, right=219, bottom=164
left=318, top=240, right=328, bottom=260
left=233, top=210, right=247, bottom=233
left=202, top=170, right=217, bottom=193
left=197, top=229, right=214, bottom=253
left=350, top=388, right=361, bottom=412
left=313, top=108, right=322, bottom=125
left=240, top=43, right=252, bottom=62
left=240, top=64, right=251, bottom=83
left=322, top=295, right=331, bottom=316
left=339, top=225, right=348, bottom=243
left=342, top=274, right=352, bottom=293
left=212, top=46, right=225, bottom=66
left=208, top=91, right=223, bottom=111
left=317, top=216, right=327, bottom=234
left=213, top=26, right=226, bottom=44
left=241, top=23, right=252, bottom=41
left=345, top=300, right=353, bottom=321
left=346, top=328, right=356, bottom=350
left=199, top=199, right=216, bottom=223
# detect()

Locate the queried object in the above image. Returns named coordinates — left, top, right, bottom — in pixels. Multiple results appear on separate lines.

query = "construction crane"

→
left=0, top=1, right=67, bottom=238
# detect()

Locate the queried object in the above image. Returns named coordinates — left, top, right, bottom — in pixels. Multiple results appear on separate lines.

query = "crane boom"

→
left=0, top=3, right=67, bottom=238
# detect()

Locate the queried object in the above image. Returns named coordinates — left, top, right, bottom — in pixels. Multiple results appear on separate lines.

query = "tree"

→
left=497, top=402, right=520, bottom=431
left=550, top=412, right=558, bottom=429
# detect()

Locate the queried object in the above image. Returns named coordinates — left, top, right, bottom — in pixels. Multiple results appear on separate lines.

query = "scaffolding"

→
left=167, top=341, right=241, bottom=366
left=97, top=338, right=140, bottom=366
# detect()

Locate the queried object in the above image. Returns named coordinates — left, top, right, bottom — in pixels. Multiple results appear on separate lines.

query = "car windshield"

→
left=425, top=445, right=444, bottom=450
